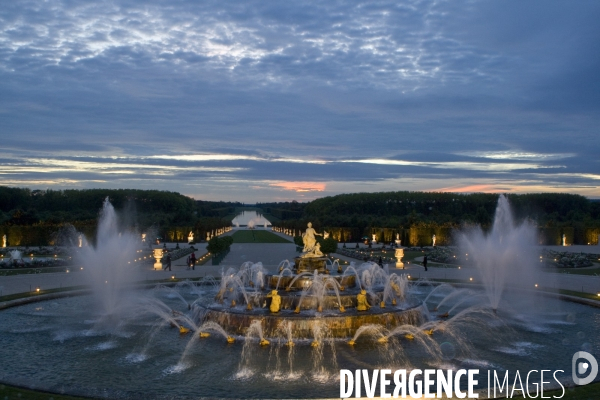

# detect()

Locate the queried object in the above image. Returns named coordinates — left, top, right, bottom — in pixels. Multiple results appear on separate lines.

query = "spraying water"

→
left=78, top=197, right=141, bottom=316
left=458, top=195, right=540, bottom=311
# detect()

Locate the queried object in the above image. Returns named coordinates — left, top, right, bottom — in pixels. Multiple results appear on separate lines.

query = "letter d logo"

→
left=572, top=351, right=598, bottom=385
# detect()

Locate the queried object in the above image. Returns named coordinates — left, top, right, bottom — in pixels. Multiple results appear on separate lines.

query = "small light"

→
left=80, top=267, right=83, bottom=270
left=469, top=277, right=473, bottom=281
left=407, top=275, right=411, bottom=279
left=36, top=287, right=40, bottom=292
left=535, top=284, right=538, bottom=288
left=105, top=280, right=108, bottom=284
left=171, top=275, right=175, bottom=279
left=458, top=266, right=461, bottom=269
left=540, top=256, right=543, bottom=259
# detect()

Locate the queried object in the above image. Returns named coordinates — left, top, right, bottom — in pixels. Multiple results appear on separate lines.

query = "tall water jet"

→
left=457, top=195, right=540, bottom=312
left=78, top=197, right=141, bottom=316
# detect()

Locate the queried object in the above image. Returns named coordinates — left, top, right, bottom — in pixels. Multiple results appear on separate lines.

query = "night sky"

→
left=1, top=1, right=599, bottom=202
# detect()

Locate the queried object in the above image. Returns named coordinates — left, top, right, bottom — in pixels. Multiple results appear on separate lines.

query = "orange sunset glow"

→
left=270, top=182, right=326, bottom=192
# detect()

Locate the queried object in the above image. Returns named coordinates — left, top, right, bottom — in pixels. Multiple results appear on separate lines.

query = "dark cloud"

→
left=0, top=0, right=598, bottom=200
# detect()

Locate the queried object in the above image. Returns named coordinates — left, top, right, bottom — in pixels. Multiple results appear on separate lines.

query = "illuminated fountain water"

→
left=459, top=195, right=539, bottom=310
left=77, top=197, right=141, bottom=316
left=200, top=260, right=428, bottom=339
left=0, top=201, right=596, bottom=398
left=457, top=194, right=542, bottom=312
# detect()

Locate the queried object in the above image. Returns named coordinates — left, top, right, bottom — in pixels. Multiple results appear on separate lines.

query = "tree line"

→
left=2, top=187, right=599, bottom=246
left=271, top=192, right=600, bottom=246
left=0, top=187, right=234, bottom=246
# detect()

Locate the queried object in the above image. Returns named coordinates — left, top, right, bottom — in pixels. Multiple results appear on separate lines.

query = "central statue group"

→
left=300, top=222, right=324, bottom=258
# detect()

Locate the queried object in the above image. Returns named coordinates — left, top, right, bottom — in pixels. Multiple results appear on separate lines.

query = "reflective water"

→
left=0, top=284, right=598, bottom=399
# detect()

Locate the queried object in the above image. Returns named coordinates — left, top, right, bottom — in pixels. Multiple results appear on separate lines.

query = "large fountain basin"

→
left=201, top=303, right=427, bottom=338
left=266, top=273, right=356, bottom=290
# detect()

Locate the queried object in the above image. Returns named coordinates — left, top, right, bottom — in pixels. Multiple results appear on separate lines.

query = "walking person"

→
left=164, top=253, right=172, bottom=271
left=186, top=255, right=191, bottom=270
left=190, top=252, right=196, bottom=270
left=423, top=255, right=428, bottom=271
left=378, top=256, right=383, bottom=268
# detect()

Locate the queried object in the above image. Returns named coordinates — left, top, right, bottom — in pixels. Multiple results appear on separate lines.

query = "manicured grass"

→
left=553, top=266, right=600, bottom=276
left=230, top=230, right=291, bottom=243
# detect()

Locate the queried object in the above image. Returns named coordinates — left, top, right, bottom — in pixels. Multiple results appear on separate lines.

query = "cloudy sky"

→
left=1, top=0, right=599, bottom=202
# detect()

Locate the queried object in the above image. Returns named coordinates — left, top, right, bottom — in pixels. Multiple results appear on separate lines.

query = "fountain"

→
left=457, top=194, right=543, bottom=312
left=76, top=197, right=141, bottom=316
left=201, top=256, right=427, bottom=339
left=0, top=199, right=597, bottom=398
left=8, top=249, right=23, bottom=267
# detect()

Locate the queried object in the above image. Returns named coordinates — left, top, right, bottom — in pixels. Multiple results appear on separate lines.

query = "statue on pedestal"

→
left=301, top=222, right=323, bottom=258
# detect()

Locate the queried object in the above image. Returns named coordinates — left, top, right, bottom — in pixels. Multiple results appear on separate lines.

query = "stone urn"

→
left=395, top=248, right=404, bottom=269
left=153, top=248, right=164, bottom=270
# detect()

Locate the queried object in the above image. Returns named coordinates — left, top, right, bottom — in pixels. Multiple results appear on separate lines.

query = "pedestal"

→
left=395, top=248, right=405, bottom=269
left=294, top=257, right=328, bottom=273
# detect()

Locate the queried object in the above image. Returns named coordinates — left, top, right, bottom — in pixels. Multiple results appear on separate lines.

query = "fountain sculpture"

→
left=0, top=197, right=594, bottom=399
left=200, top=241, right=426, bottom=338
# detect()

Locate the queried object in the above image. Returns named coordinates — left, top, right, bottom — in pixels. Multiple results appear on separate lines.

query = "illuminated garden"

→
left=0, top=190, right=599, bottom=398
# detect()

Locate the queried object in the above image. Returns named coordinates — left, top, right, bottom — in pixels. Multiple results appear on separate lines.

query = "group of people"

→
left=163, top=252, right=197, bottom=271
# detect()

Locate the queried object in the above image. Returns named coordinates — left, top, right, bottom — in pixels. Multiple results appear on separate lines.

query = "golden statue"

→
left=356, top=289, right=370, bottom=311
left=266, top=289, right=281, bottom=313
left=179, top=325, right=190, bottom=334
left=301, top=222, right=323, bottom=258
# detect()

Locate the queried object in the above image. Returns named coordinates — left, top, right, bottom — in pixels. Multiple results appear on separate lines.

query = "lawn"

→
left=230, top=230, right=292, bottom=243
left=544, top=264, right=600, bottom=276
